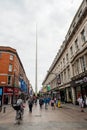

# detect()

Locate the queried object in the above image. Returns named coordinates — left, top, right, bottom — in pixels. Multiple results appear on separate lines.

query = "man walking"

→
left=28, top=96, right=33, bottom=113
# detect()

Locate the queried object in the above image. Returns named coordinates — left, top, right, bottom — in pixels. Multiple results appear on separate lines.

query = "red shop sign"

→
left=4, top=87, right=13, bottom=93
left=14, top=88, right=19, bottom=93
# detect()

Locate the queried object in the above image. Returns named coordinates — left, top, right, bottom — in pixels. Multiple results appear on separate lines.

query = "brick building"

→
left=0, top=46, right=29, bottom=105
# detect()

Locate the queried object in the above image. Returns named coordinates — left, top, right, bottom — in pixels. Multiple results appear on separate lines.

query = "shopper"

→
left=28, top=96, right=33, bottom=113
left=77, top=95, right=84, bottom=112
left=39, top=97, right=44, bottom=109
left=50, top=98, right=55, bottom=110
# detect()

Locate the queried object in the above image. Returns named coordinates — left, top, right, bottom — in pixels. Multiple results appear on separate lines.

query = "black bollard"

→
left=3, top=107, right=6, bottom=113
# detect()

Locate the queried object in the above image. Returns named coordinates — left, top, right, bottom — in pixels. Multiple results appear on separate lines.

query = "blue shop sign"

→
left=0, top=88, right=3, bottom=96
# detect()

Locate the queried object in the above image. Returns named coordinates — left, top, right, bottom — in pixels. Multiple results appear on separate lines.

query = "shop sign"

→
left=75, top=76, right=87, bottom=84
left=75, top=79, right=83, bottom=84
left=14, top=88, right=19, bottom=93
left=0, top=88, right=3, bottom=96
left=4, top=87, right=19, bottom=94
left=83, top=77, right=87, bottom=82
left=4, top=87, right=13, bottom=93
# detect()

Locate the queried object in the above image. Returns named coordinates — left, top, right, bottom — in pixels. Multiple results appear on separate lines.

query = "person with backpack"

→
left=28, top=96, right=33, bottom=112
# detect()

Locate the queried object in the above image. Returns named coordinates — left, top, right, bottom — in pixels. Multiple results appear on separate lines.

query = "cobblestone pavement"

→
left=0, top=102, right=87, bottom=130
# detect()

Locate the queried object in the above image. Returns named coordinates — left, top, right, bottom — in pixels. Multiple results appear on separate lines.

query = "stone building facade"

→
left=42, top=0, right=87, bottom=104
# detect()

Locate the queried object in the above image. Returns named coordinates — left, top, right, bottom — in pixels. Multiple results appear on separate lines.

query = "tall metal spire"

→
left=35, top=24, right=38, bottom=96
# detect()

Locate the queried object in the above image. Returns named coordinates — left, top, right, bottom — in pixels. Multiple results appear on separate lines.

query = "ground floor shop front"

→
left=42, top=74, right=87, bottom=105
left=0, top=86, right=20, bottom=106
left=71, top=75, right=87, bottom=105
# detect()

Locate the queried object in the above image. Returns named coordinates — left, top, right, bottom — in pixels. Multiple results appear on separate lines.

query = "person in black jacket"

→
left=39, top=97, right=44, bottom=109
left=28, top=96, right=33, bottom=112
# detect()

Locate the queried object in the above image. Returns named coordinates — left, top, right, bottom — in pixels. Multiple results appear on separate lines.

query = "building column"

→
left=71, top=87, right=76, bottom=105
left=66, top=88, right=69, bottom=102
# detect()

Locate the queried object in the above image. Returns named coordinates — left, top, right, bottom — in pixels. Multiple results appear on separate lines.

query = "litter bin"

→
left=3, top=106, right=6, bottom=113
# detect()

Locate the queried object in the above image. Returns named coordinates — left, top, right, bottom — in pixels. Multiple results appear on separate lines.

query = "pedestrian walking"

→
left=50, top=98, right=55, bottom=110
left=39, top=96, right=44, bottom=109
left=54, top=97, right=57, bottom=108
left=28, top=96, right=33, bottom=113
left=33, top=95, right=37, bottom=105
left=44, top=96, right=48, bottom=109
left=77, top=95, right=84, bottom=112
left=85, top=96, right=87, bottom=107
left=84, top=95, right=87, bottom=107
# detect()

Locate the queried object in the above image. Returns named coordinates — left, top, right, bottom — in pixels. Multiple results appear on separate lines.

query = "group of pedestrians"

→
left=39, top=96, right=51, bottom=109
left=15, top=94, right=87, bottom=115
left=38, top=96, right=60, bottom=110
left=27, top=95, right=50, bottom=112
left=77, top=94, right=87, bottom=112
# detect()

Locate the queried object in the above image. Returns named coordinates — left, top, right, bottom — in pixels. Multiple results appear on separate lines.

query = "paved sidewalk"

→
left=0, top=102, right=87, bottom=117
left=0, top=105, right=13, bottom=117
left=61, top=103, right=87, bottom=112
left=0, top=102, right=87, bottom=130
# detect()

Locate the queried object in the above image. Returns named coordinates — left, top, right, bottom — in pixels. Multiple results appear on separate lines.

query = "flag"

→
left=19, top=79, right=27, bottom=93
left=47, top=85, right=51, bottom=91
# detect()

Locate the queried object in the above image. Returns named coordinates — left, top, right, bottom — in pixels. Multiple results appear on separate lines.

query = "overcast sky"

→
left=0, top=0, right=83, bottom=92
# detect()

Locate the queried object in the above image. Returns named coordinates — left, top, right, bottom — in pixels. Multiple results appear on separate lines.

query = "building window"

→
left=81, top=29, right=86, bottom=43
left=8, top=75, right=12, bottom=85
left=58, top=64, right=60, bottom=71
left=75, top=38, right=79, bottom=51
left=61, top=61, right=62, bottom=69
left=10, top=55, right=14, bottom=60
left=63, top=58, right=65, bottom=66
left=57, top=74, right=61, bottom=84
left=78, top=10, right=82, bottom=18
left=73, top=22, right=76, bottom=28
left=80, top=56, right=86, bottom=72
left=66, top=53, right=68, bottom=62
left=70, top=46, right=73, bottom=57
left=0, top=53, right=2, bottom=58
left=8, top=64, right=13, bottom=72
left=64, top=70, right=66, bottom=83
left=76, top=59, right=79, bottom=75
left=72, top=64, right=75, bottom=77
left=61, top=72, right=63, bottom=83
left=67, top=67, right=70, bottom=80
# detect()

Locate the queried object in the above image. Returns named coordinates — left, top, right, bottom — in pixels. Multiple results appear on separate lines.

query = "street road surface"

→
left=0, top=102, right=87, bottom=130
